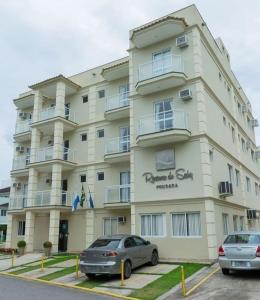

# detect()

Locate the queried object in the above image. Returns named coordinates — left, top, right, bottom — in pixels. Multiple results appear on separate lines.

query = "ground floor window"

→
left=103, top=217, right=118, bottom=236
left=0, top=209, right=7, bottom=216
left=172, top=212, right=201, bottom=237
left=222, top=214, right=229, bottom=235
left=140, top=214, right=164, bottom=237
left=18, top=220, right=26, bottom=236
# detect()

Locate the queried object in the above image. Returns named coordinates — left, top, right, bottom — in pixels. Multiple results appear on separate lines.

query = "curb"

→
left=0, top=271, right=139, bottom=300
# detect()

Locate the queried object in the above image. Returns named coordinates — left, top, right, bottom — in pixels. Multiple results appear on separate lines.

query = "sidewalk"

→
left=0, top=253, right=43, bottom=271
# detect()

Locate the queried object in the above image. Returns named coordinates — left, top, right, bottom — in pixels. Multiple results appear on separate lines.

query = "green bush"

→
left=17, top=240, right=26, bottom=248
left=43, top=241, right=52, bottom=248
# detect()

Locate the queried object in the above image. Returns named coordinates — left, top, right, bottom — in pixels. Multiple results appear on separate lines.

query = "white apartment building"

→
left=7, top=5, right=260, bottom=261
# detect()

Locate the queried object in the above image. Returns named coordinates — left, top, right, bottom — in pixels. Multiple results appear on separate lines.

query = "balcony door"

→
left=63, top=140, right=69, bottom=161
left=120, top=171, right=130, bottom=202
left=152, top=49, right=171, bottom=76
left=65, top=103, right=70, bottom=120
left=119, top=127, right=130, bottom=152
left=119, top=84, right=129, bottom=107
left=22, top=184, right=28, bottom=208
left=154, top=100, right=174, bottom=132
left=61, top=179, right=68, bottom=206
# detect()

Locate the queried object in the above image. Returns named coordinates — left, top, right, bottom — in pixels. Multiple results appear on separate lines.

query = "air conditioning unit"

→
left=251, top=119, right=259, bottom=127
left=176, top=35, right=188, bottom=48
left=179, top=89, right=192, bottom=100
left=16, top=146, right=25, bottom=153
left=46, top=178, right=52, bottom=184
left=242, top=105, right=248, bottom=113
left=118, top=216, right=126, bottom=223
left=218, top=181, right=233, bottom=197
left=247, top=209, right=257, bottom=220
left=48, top=140, right=54, bottom=146
left=19, top=112, right=27, bottom=119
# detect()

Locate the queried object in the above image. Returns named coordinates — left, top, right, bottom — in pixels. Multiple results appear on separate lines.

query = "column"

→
left=25, top=211, right=35, bottom=252
left=49, top=210, right=60, bottom=253
left=51, top=164, right=62, bottom=205
left=30, top=128, right=41, bottom=163
left=55, top=81, right=66, bottom=118
left=53, top=121, right=64, bottom=160
left=5, top=214, right=13, bottom=248
left=85, top=210, right=95, bottom=248
left=130, top=204, right=136, bottom=235
left=32, top=90, right=43, bottom=123
left=27, top=168, right=38, bottom=207
left=192, top=27, right=203, bottom=77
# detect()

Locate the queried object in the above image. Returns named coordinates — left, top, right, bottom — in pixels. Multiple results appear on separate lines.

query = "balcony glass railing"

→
left=9, top=195, right=27, bottom=210
left=138, top=54, right=184, bottom=82
left=106, top=92, right=129, bottom=111
left=15, top=120, right=31, bottom=134
left=12, top=155, right=30, bottom=170
left=105, top=136, right=130, bottom=155
left=34, top=146, right=75, bottom=163
left=37, top=106, right=76, bottom=122
left=138, top=110, right=189, bottom=136
left=32, top=190, right=51, bottom=206
left=105, top=185, right=130, bottom=204
left=61, top=191, right=75, bottom=206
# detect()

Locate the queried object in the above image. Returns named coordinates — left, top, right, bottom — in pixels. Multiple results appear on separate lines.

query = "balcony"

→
left=136, top=54, right=186, bottom=95
left=11, top=155, right=30, bottom=176
left=105, top=93, right=130, bottom=120
left=9, top=195, right=27, bottom=210
left=29, top=190, right=74, bottom=208
left=14, top=120, right=31, bottom=142
left=104, top=136, right=130, bottom=163
left=137, top=110, right=190, bottom=147
left=101, top=60, right=129, bottom=81
left=105, top=185, right=130, bottom=208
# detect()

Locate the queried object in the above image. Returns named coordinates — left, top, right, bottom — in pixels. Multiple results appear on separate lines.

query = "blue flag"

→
left=72, top=195, right=80, bottom=212
left=88, top=188, right=94, bottom=209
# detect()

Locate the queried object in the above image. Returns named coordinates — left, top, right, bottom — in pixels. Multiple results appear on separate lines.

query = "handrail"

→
left=105, top=136, right=130, bottom=155
left=106, top=92, right=130, bottom=111
left=105, top=184, right=130, bottom=203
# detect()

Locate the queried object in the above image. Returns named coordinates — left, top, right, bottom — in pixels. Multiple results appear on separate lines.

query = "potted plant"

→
left=17, top=240, right=26, bottom=255
left=43, top=241, right=52, bottom=257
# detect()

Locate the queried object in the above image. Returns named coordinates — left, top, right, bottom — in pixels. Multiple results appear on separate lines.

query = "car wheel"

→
left=124, top=260, right=132, bottom=279
left=221, top=268, right=230, bottom=275
left=150, top=250, right=159, bottom=266
left=86, top=273, right=96, bottom=279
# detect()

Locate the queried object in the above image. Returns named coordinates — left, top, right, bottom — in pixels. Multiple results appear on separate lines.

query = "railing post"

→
left=180, top=265, right=186, bottom=296
left=121, top=260, right=125, bottom=286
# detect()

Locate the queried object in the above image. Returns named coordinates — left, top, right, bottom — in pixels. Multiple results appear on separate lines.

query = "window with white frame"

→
left=222, top=214, right=229, bottom=235
left=103, top=217, right=118, bottom=236
left=241, top=139, right=246, bottom=152
left=227, top=164, right=234, bottom=184
left=235, top=169, right=240, bottom=187
left=239, top=216, right=244, bottom=231
left=172, top=212, right=201, bottom=237
left=255, top=182, right=259, bottom=196
left=18, top=220, right=26, bottom=236
left=231, top=127, right=235, bottom=143
left=246, top=177, right=251, bottom=192
left=233, top=215, right=238, bottom=232
left=140, top=214, right=164, bottom=237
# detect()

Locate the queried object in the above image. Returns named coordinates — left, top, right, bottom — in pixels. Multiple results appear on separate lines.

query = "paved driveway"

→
left=180, top=269, right=260, bottom=300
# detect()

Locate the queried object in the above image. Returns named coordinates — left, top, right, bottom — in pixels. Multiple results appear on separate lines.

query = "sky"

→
left=0, top=0, right=260, bottom=185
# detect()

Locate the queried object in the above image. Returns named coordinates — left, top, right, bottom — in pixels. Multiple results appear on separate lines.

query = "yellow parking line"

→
left=0, top=271, right=139, bottom=300
left=184, top=266, right=220, bottom=297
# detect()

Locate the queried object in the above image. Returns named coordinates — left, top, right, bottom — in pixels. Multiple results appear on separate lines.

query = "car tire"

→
left=221, top=268, right=230, bottom=275
left=124, top=260, right=132, bottom=279
left=86, top=273, right=96, bottom=279
left=150, top=250, right=159, bottom=266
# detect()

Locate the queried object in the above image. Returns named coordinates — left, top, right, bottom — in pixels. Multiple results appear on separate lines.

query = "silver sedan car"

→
left=80, top=234, right=159, bottom=279
left=218, top=231, right=260, bottom=275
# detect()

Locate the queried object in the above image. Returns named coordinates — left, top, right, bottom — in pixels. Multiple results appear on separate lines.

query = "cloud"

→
left=0, top=0, right=259, bottom=183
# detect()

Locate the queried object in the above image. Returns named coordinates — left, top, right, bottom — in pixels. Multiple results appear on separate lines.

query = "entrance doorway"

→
left=58, top=220, right=69, bottom=252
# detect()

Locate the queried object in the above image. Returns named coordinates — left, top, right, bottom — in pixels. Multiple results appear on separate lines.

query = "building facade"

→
left=0, top=187, right=10, bottom=242
left=7, top=5, right=260, bottom=261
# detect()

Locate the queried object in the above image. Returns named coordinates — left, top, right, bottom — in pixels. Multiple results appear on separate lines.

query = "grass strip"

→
left=130, top=263, right=205, bottom=300
left=38, top=265, right=76, bottom=281
left=10, top=256, right=76, bottom=275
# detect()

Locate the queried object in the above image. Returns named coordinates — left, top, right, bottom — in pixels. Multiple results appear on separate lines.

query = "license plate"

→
left=231, top=261, right=250, bottom=267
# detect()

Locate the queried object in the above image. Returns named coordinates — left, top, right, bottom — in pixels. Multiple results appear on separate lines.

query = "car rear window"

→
left=90, top=239, right=120, bottom=249
left=224, top=234, right=260, bottom=245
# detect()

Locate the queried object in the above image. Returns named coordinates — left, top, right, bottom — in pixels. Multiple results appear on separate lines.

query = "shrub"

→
left=43, top=241, right=52, bottom=249
left=17, top=240, right=26, bottom=248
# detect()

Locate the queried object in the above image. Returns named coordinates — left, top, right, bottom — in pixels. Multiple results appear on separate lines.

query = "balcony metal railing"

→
left=105, top=184, right=130, bottom=204
left=106, top=92, right=129, bottom=111
left=138, top=110, right=189, bottom=136
left=105, top=136, right=130, bottom=155
left=138, top=54, right=184, bottom=82
left=12, top=155, right=30, bottom=170
left=32, top=190, right=51, bottom=206
left=9, top=195, right=27, bottom=210
left=15, top=120, right=31, bottom=134
left=37, top=106, right=76, bottom=122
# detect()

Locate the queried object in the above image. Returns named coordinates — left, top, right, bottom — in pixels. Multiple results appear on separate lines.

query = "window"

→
left=255, top=182, right=259, bottom=196
left=81, top=133, right=87, bottom=142
left=237, top=102, right=242, bottom=115
left=18, top=221, right=26, bottom=236
left=97, top=129, right=104, bottom=138
left=97, top=172, right=104, bottom=181
left=223, top=116, right=226, bottom=125
left=82, top=95, right=88, bottom=103
left=172, top=212, right=201, bottom=237
left=103, top=218, right=117, bottom=236
left=231, top=127, right=235, bottom=142
left=227, top=164, right=234, bottom=184
left=132, top=236, right=146, bottom=246
left=247, top=116, right=250, bottom=128
left=98, top=90, right=105, bottom=98
left=141, top=214, right=164, bottom=237
left=154, top=99, right=173, bottom=131
left=239, top=216, right=244, bottom=231
left=124, top=237, right=136, bottom=248
left=251, top=150, right=255, bottom=161
left=233, top=215, right=238, bottom=232
left=209, top=150, right=213, bottom=162
left=241, top=139, right=246, bottom=152
left=156, top=149, right=175, bottom=171
left=80, top=174, right=86, bottom=183
left=0, top=209, right=7, bottom=217
left=222, top=214, right=229, bottom=235
left=235, top=169, right=240, bottom=187
left=246, top=177, right=251, bottom=192
left=219, top=72, right=222, bottom=80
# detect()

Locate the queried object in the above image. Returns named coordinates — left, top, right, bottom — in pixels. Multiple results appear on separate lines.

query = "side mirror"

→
left=145, top=240, right=151, bottom=245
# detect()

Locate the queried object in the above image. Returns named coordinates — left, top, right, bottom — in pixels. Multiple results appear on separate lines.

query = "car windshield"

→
left=90, top=239, right=120, bottom=249
left=224, top=234, right=260, bottom=245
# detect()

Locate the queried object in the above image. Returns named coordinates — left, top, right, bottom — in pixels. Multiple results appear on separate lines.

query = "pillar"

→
left=5, top=213, right=13, bottom=248
left=27, top=168, right=38, bottom=207
left=30, top=128, right=41, bottom=163
left=32, top=90, right=43, bottom=123
left=51, top=164, right=62, bottom=205
left=25, top=211, right=35, bottom=252
left=55, top=81, right=66, bottom=118
left=85, top=210, right=95, bottom=248
left=53, top=121, right=64, bottom=160
left=49, top=210, right=60, bottom=253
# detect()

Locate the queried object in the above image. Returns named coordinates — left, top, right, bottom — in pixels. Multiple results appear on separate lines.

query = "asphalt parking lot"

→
left=180, top=269, right=260, bottom=300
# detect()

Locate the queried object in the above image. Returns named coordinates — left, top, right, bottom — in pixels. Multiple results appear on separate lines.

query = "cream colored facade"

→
left=7, top=5, right=260, bottom=261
